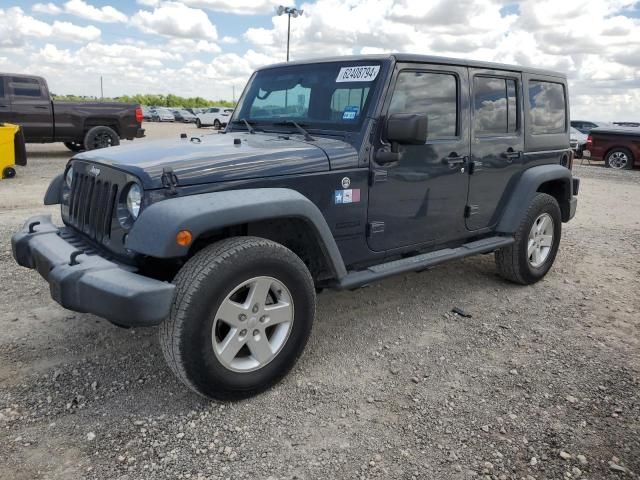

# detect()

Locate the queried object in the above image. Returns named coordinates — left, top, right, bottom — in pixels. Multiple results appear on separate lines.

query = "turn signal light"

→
left=176, top=230, right=193, bottom=247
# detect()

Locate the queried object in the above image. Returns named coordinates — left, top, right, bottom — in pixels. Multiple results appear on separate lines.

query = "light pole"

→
left=276, top=5, right=303, bottom=62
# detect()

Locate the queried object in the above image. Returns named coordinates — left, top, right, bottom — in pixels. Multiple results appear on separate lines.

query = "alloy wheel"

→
left=527, top=213, right=554, bottom=268
left=212, top=276, right=294, bottom=372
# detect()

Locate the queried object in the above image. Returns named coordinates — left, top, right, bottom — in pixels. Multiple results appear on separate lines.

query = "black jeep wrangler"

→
left=12, top=55, right=579, bottom=400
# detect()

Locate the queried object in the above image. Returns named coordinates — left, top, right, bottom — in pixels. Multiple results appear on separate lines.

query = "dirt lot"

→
left=1, top=123, right=638, bottom=480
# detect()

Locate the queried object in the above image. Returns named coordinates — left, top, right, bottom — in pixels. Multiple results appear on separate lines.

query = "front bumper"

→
left=11, top=215, right=174, bottom=327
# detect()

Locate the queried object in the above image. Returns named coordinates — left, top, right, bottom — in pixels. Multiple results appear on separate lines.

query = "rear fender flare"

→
left=126, top=188, right=348, bottom=279
left=497, top=164, right=573, bottom=233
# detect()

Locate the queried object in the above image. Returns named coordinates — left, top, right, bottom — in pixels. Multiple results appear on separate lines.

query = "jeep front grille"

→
left=68, top=172, right=118, bottom=243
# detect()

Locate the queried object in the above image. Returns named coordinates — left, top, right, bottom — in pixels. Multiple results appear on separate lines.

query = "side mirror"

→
left=387, top=113, right=428, bottom=144
left=376, top=113, right=428, bottom=165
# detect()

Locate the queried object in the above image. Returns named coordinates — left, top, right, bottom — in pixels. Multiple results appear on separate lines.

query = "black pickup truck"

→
left=0, top=74, right=144, bottom=151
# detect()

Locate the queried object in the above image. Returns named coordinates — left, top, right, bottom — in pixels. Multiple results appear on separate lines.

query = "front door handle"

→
left=34, top=105, right=48, bottom=110
left=443, top=154, right=467, bottom=167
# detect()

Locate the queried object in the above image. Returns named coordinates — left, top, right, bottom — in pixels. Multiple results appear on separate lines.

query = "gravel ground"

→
left=1, top=123, right=639, bottom=480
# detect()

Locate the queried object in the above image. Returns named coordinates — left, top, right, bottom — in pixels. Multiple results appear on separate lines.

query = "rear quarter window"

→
left=528, top=80, right=566, bottom=135
left=10, top=77, right=43, bottom=98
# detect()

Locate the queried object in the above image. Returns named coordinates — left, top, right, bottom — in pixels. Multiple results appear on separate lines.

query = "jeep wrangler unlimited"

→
left=12, top=55, right=579, bottom=400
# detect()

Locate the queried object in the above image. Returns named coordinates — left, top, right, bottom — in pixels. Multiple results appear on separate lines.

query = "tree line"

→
left=51, top=93, right=236, bottom=108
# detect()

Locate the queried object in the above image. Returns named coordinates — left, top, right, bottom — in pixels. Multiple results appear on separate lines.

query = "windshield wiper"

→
left=230, top=118, right=256, bottom=134
left=272, top=120, right=315, bottom=141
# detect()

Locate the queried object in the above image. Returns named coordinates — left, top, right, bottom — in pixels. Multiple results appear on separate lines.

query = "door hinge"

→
left=464, top=205, right=479, bottom=218
left=370, top=169, right=388, bottom=185
left=161, top=167, right=179, bottom=195
left=368, top=221, right=385, bottom=235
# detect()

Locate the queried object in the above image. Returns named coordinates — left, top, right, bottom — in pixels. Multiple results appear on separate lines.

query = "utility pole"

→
left=100, top=76, right=104, bottom=100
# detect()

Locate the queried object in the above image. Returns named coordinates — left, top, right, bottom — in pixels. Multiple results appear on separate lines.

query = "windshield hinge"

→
left=161, top=167, right=179, bottom=195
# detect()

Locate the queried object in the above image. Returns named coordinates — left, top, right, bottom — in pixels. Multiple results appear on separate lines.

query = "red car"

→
left=585, top=127, right=640, bottom=169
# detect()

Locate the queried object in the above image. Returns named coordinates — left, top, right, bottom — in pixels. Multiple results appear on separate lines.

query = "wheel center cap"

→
left=249, top=316, right=258, bottom=326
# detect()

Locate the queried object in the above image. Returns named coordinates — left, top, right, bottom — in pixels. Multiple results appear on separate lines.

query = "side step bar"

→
left=336, top=236, right=514, bottom=290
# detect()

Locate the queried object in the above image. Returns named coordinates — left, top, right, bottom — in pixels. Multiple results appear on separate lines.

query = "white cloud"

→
left=132, top=2, right=218, bottom=39
left=221, top=36, right=238, bottom=44
left=63, top=0, right=128, bottom=23
left=32, top=2, right=62, bottom=15
left=181, top=0, right=281, bottom=15
left=52, top=20, right=102, bottom=42
left=0, top=7, right=101, bottom=46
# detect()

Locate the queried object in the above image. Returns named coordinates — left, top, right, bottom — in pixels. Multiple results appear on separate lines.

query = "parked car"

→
left=570, top=127, right=588, bottom=158
left=0, top=73, right=144, bottom=151
left=152, top=107, right=175, bottom=122
left=570, top=120, right=610, bottom=134
left=584, top=126, right=639, bottom=169
left=196, top=107, right=230, bottom=129
left=12, top=54, right=578, bottom=400
left=141, top=106, right=154, bottom=122
left=172, top=108, right=197, bottom=123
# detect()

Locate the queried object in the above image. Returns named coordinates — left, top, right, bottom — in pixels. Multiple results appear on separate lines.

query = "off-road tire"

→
left=604, top=147, right=634, bottom=170
left=64, top=141, right=84, bottom=152
left=159, top=237, right=316, bottom=400
left=495, top=193, right=561, bottom=285
left=83, top=126, right=120, bottom=151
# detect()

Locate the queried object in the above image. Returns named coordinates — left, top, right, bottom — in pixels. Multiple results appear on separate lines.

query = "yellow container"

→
left=0, top=123, right=27, bottom=179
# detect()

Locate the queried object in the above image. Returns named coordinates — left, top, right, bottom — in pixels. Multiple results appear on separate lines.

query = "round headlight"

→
left=126, top=184, right=142, bottom=219
left=65, top=166, right=74, bottom=188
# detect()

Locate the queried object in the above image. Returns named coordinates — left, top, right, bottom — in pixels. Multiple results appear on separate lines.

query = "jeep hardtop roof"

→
left=257, top=54, right=567, bottom=79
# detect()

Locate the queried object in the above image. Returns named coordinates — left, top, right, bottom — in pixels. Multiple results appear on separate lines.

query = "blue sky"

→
left=1, top=0, right=639, bottom=120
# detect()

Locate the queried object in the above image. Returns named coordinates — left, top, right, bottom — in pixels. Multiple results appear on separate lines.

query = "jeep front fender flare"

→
left=126, top=188, right=348, bottom=279
left=496, top=164, right=573, bottom=234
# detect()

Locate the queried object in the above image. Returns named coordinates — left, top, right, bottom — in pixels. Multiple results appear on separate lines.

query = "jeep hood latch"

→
left=161, top=167, right=179, bottom=195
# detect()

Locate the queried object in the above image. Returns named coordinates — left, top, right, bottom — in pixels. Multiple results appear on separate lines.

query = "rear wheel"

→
left=605, top=147, right=634, bottom=170
left=160, top=237, right=316, bottom=400
left=495, top=193, right=561, bottom=285
left=83, top=126, right=120, bottom=150
left=64, top=141, right=84, bottom=152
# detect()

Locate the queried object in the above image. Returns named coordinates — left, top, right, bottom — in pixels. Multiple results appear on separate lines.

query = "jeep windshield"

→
left=230, top=61, right=384, bottom=133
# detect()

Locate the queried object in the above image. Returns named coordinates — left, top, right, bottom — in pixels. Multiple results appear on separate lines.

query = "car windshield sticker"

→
left=336, top=65, right=380, bottom=83
left=335, top=189, right=361, bottom=204
left=342, top=106, right=359, bottom=120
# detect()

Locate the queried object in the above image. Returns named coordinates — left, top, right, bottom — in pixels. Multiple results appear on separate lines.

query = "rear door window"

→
left=528, top=80, right=566, bottom=134
left=10, top=77, right=43, bottom=98
left=473, top=76, right=518, bottom=136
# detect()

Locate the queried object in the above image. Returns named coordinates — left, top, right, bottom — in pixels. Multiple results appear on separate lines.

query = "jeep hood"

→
left=73, top=132, right=354, bottom=189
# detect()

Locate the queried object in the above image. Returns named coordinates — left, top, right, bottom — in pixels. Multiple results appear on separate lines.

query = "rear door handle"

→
left=34, top=105, right=49, bottom=110
left=501, top=150, right=521, bottom=161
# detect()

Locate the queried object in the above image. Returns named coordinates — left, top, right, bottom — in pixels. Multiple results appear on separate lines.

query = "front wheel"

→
left=495, top=193, right=561, bottom=285
left=213, top=119, right=221, bottom=130
left=196, top=119, right=202, bottom=128
left=160, top=237, right=316, bottom=400
left=605, top=147, right=634, bottom=170
left=83, top=126, right=120, bottom=150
